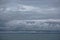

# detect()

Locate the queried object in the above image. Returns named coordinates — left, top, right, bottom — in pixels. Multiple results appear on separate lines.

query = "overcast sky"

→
left=0, top=0, right=60, bottom=31
left=0, top=0, right=60, bottom=20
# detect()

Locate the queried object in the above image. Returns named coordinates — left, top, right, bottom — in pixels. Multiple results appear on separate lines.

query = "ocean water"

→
left=0, top=33, right=60, bottom=40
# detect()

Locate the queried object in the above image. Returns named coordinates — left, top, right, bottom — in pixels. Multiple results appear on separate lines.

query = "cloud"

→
left=0, top=4, right=58, bottom=14
left=0, top=8, right=3, bottom=11
left=18, top=4, right=36, bottom=11
left=0, top=0, right=60, bottom=33
left=4, top=19, right=60, bottom=30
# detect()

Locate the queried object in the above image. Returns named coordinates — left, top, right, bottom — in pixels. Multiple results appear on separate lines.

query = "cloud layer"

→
left=0, top=0, right=60, bottom=33
left=0, top=4, right=58, bottom=14
left=3, top=19, right=60, bottom=31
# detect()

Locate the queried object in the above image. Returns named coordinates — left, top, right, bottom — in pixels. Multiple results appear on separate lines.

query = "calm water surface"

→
left=0, top=33, right=60, bottom=40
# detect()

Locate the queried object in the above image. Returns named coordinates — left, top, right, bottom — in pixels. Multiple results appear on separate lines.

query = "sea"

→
left=0, top=31, right=60, bottom=40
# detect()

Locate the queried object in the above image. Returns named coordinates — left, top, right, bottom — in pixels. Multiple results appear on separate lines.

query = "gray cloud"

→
left=0, top=0, right=60, bottom=33
left=4, top=20, right=60, bottom=30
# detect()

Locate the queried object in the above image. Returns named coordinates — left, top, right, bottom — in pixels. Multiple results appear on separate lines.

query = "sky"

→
left=0, top=0, right=60, bottom=31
